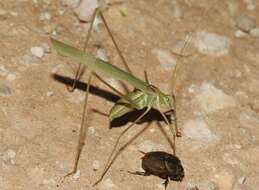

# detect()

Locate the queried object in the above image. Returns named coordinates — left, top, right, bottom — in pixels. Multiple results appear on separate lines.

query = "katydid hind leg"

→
left=65, top=75, right=92, bottom=177
left=65, top=9, right=98, bottom=177
left=93, top=108, right=152, bottom=186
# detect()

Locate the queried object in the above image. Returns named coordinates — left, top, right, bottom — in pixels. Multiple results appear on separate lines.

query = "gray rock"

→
left=194, top=82, right=235, bottom=114
left=195, top=31, right=230, bottom=56
left=236, top=15, right=256, bottom=32
left=31, top=46, right=45, bottom=58
left=183, top=117, right=219, bottom=142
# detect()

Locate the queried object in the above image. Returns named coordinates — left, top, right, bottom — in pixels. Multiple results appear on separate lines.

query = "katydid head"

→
left=151, top=86, right=174, bottom=112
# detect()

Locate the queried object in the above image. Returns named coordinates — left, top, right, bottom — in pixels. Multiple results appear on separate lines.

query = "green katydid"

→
left=51, top=9, right=182, bottom=185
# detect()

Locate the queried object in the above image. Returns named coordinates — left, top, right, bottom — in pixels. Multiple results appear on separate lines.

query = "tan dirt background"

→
left=0, top=0, right=259, bottom=190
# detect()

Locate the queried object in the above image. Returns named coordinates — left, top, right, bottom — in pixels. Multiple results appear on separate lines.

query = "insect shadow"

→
left=52, top=73, right=172, bottom=128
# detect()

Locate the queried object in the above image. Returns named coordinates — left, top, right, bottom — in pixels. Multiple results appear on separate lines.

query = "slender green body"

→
left=51, top=38, right=173, bottom=121
left=51, top=39, right=152, bottom=94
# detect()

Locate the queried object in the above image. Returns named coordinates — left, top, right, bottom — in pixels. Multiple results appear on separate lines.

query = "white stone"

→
left=195, top=31, right=230, bottom=56
left=39, top=12, right=51, bottom=21
left=0, top=65, right=9, bottom=76
left=195, top=82, right=235, bottom=114
left=183, top=117, right=218, bottom=142
left=74, top=0, right=99, bottom=22
left=31, top=46, right=45, bottom=58
left=96, top=48, right=109, bottom=62
left=72, top=170, right=80, bottom=179
left=46, top=91, right=54, bottom=97
left=234, top=30, right=248, bottom=38
left=152, top=48, right=176, bottom=70
left=88, top=126, right=95, bottom=134
left=2, top=149, right=16, bottom=165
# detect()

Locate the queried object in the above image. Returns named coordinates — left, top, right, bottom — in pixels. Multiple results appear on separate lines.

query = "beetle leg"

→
left=162, top=178, right=169, bottom=190
left=128, top=171, right=150, bottom=176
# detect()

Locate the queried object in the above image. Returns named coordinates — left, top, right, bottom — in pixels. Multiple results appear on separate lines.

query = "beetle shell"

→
left=141, top=151, right=184, bottom=181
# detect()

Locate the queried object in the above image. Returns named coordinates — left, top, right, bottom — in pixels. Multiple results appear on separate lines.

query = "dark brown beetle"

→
left=129, top=151, right=184, bottom=190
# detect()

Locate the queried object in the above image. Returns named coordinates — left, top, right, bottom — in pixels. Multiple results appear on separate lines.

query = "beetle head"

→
left=165, top=155, right=184, bottom=181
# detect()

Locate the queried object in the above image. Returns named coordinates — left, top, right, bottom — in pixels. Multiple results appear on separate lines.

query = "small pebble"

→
left=0, top=84, right=12, bottom=96
left=173, top=6, right=184, bottom=19
left=92, top=160, right=100, bottom=171
left=152, top=48, right=176, bottom=70
left=0, top=65, right=9, bottom=76
left=72, top=170, right=80, bottom=179
left=74, top=0, right=99, bottom=22
left=96, top=48, right=108, bottom=62
left=2, top=149, right=16, bottom=165
left=46, top=91, right=54, bottom=96
left=88, top=126, right=95, bottom=134
left=31, top=46, right=45, bottom=58
left=39, top=12, right=51, bottom=21
left=234, top=30, right=248, bottom=38
left=238, top=176, right=246, bottom=184
left=236, top=15, right=256, bottom=33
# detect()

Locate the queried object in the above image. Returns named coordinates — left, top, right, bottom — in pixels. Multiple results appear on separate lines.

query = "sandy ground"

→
left=0, top=0, right=259, bottom=190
